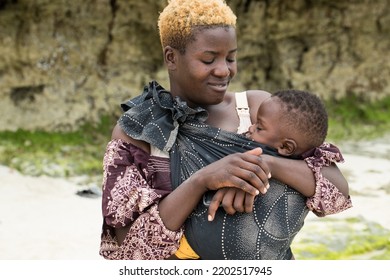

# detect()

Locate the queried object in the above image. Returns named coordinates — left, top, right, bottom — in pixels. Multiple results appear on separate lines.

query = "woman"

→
left=100, top=0, right=350, bottom=260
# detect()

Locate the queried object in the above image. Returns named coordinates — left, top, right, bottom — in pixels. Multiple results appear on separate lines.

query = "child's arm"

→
left=303, top=142, right=352, bottom=216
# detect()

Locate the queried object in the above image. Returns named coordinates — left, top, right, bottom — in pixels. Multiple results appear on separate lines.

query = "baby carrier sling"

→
left=119, top=81, right=309, bottom=259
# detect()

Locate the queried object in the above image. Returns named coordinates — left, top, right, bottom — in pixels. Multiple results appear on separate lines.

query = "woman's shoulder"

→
left=239, top=89, right=271, bottom=112
left=111, top=123, right=150, bottom=153
left=245, top=89, right=271, bottom=107
left=243, top=90, right=271, bottom=123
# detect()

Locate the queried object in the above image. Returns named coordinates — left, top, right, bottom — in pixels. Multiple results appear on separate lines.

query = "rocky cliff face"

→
left=0, top=0, right=389, bottom=131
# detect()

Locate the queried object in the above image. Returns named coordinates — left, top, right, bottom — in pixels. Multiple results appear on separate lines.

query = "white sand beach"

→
left=0, top=168, right=102, bottom=259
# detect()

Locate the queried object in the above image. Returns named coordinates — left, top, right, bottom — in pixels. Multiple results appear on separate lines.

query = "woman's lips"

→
left=208, top=82, right=229, bottom=92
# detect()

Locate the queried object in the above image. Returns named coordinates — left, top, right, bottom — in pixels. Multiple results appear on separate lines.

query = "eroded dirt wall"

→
left=0, top=0, right=388, bottom=131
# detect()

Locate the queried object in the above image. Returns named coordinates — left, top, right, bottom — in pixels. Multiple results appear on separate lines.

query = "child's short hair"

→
left=158, top=0, right=236, bottom=53
left=273, top=89, right=328, bottom=148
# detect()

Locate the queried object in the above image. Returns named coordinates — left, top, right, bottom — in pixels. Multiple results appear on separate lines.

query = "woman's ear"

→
left=277, top=139, right=297, bottom=157
left=163, top=46, right=177, bottom=70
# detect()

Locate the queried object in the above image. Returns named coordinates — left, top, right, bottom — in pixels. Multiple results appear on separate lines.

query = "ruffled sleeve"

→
left=303, top=142, right=352, bottom=217
left=99, top=139, right=183, bottom=260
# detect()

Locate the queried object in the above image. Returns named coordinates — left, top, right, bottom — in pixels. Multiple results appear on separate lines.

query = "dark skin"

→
left=205, top=90, right=349, bottom=221
left=112, top=26, right=349, bottom=246
left=112, top=124, right=268, bottom=243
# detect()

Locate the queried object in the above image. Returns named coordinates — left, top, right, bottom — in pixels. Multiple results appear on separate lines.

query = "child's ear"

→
left=163, top=46, right=177, bottom=70
left=277, top=139, right=297, bottom=157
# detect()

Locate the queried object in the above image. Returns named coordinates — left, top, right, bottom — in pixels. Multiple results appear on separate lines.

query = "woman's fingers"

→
left=207, top=189, right=226, bottom=222
left=229, top=152, right=270, bottom=194
left=244, top=193, right=255, bottom=213
left=244, top=147, right=263, bottom=156
left=199, top=149, right=271, bottom=196
left=220, top=189, right=237, bottom=215
left=225, top=189, right=255, bottom=214
left=232, top=190, right=245, bottom=213
left=207, top=188, right=238, bottom=221
left=204, top=149, right=270, bottom=221
left=208, top=189, right=257, bottom=221
left=243, top=149, right=271, bottom=188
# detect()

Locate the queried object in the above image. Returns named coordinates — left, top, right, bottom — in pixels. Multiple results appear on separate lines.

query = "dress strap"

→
left=235, top=91, right=252, bottom=134
left=150, top=145, right=169, bottom=158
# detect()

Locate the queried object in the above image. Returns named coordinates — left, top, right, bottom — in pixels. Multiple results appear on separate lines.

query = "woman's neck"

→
left=203, top=92, right=239, bottom=133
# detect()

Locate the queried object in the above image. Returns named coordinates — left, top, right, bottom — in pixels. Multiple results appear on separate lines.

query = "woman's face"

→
left=169, top=26, right=237, bottom=108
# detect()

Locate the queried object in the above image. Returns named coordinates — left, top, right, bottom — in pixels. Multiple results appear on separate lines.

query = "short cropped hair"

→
left=158, top=0, right=236, bottom=53
left=273, top=89, right=328, bottom=148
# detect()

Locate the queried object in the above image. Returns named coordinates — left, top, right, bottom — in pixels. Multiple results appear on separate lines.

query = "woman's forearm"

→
left=158, top=174, right=206, bottom=231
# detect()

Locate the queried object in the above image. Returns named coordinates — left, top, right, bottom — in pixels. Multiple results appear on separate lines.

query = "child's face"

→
left=246, top=97, right=285, bottom=149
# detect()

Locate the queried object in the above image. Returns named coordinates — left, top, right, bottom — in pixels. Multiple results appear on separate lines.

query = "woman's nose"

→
left=214, top=61, right=230, bottom=77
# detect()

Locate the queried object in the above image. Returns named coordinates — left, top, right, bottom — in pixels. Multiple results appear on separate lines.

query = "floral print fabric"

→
left=99, top=139, right=182, bottom=260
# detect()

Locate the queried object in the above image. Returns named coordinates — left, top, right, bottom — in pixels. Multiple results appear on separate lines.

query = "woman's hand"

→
left=160, top=148, right=271, bottom=230
left=207, top=188, right=257, bottom=221
left=198, top=149, right=271, bottom=221
left=193, top=148, right=271, bottom=196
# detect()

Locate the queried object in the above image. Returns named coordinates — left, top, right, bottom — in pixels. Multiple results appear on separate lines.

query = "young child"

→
left=174, top=89, right=350, bottom=259
left=203, top=88, right=330, bottom=206
left=200, top=89, right=330, bottom=210
left=245, top=89, right=328, bottom=158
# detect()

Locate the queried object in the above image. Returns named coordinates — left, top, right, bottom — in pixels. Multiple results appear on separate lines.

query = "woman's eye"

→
left=227, top=58, right=236, bottom=63
left=256, top=126, right=263, bottom=131
left=202, top=58, right=214, bottom=64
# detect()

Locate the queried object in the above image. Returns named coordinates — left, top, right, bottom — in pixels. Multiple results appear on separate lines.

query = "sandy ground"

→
left=0, top=136, right=389, bottom=260
left=0, top=169, right=103, bottom=259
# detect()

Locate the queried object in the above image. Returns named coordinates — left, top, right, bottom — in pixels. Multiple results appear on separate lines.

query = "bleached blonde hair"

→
left=158, top=0, right=237, bottom=53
